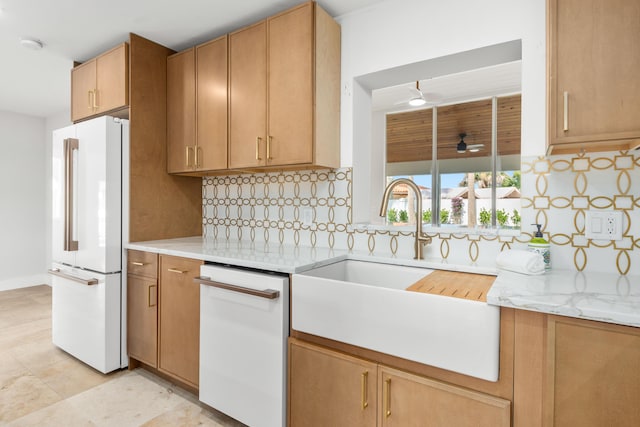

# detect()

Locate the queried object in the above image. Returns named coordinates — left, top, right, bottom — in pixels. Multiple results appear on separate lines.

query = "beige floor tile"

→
left=0, top=352, right=30, bottom=385
left=10, top=339, right=69, bottom=375
left=6, top=399, right=96, bottom=427
left=0, top=373, right=62, bottom=423
left=0, top=318, right=51, bottom=350
left=66, top=371, right=186, bottom=427
left=34, top=358, right=114, bottom=399
left=141, top=400, right=225, bottom=427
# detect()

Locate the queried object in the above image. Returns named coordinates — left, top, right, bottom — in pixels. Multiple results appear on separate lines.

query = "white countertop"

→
left=127, top=236, right=640, bottom=328
left=126, top=236, right=349, bottom=274
left=126, top=236, right=498, bottom=275
left=488, top=270, right=640, bottom=328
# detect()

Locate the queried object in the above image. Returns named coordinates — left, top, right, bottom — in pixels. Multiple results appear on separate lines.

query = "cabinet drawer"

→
left=127, top=250, right=158, bottom=279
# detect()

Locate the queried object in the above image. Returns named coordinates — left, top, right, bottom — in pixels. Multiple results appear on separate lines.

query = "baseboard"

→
left=0, top=274, right=50, bottom=292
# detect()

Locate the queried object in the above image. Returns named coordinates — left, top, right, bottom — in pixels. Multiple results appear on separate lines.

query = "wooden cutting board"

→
left=406, top=270, right=496, bottom=302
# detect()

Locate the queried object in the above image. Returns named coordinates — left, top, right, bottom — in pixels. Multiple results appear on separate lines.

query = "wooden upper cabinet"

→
left=267, top=3, right=314, bottom=166
left=167, top=48, right=196, bottom=174
left=229, top=21, right=268, bottom=169
left=196, top=36, right=228, bottom=172
left=547, top=0, right=640, bottom=154
left=71, top=43, right=129, bottom=122
left=167, top=37, right=228, bottom=175
left=71, top=60, right=97, bottom=122
left=229, top=1, right=340, bottom=170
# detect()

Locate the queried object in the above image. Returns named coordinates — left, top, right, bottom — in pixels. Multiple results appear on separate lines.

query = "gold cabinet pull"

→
left=131, top=261, right=145, bottom=266
left=384, top=378, right=391, bottom=418
left=167, top=268, right=187, bottom=274
left=563, top=91, right=569, bottom=132
left=87, top=90, right=93, bottom=110
left=148, top=284, right=157, bottom=307
left=255, top=137, right=262, bottom=161
left=196, top=146, right=202, bottom=168
left=267, top=135, right=273, bottom=161
left=185, top=146, right=194, bottom=168
left=92, top=89, right=99, bottom=109
left=361, top=371, right=369, bottom=409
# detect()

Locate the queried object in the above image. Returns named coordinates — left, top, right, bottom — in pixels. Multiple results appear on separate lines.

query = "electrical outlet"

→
left=585, top=210, right=623, bottom=241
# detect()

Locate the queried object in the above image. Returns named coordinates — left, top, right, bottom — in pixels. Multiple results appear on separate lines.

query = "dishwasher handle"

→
left=195, top=276, right=280, bottom=300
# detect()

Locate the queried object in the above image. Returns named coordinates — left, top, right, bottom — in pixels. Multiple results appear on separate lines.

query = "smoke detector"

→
left=20, top=37, right=44, bottom=50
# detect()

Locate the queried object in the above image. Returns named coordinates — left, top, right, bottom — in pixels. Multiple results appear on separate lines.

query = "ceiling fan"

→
left=397, top=81, right=442, bottom=107
left=456, top=133, right=484, bottom=153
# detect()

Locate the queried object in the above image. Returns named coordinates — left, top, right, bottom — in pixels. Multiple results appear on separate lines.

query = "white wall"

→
left=336, top=0, right=546, bottom=222
left=0, top=110, right=47, bottom=290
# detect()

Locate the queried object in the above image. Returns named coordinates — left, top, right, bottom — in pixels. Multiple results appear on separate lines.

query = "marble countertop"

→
left=488, top=270, right=640, bottom=328
left=126, top=236, right=349, bottom=274
left=126, top=236, right=498, bottom=275
left=126, top=236, right=640, bottom=328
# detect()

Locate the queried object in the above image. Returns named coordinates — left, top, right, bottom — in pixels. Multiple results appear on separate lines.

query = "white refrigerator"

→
left=49, top=116, right=128, bottom=374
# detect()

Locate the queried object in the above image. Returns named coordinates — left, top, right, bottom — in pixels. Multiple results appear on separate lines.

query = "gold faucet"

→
left=379, top=178, right=432, bottom=260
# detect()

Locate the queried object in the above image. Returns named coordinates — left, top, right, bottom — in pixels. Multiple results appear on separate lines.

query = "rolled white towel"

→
left=495, top=249, right=545, bottom=275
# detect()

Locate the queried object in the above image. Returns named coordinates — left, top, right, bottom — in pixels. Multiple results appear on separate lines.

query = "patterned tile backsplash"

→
left=203, top=150, right=640, bottom=275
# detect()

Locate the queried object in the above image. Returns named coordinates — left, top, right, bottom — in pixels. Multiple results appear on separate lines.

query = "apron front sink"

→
left=292, top=260, right=500, bottom=382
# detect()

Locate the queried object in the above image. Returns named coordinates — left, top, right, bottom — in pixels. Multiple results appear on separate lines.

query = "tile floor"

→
left=0, top=285, right=244, bottom=426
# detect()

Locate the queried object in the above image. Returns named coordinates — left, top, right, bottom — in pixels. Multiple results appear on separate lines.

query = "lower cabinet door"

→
left=379, top=366, right=511, bottom=427
left=289, top=339, right=377, bottom=427
left=158, top=255, right=203, bottom=388
left=127, top=274, right=157, bottom=367
left=545, top=316, right=640, bottom=426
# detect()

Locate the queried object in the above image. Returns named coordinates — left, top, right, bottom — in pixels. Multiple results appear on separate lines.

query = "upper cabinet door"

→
left=167, top=48, right=196, bottom=174
left=548, top=0, right=640, bottom=152
left=196, top=36, right=228, bottom=171
left=229, top=21, right=267, bottom=169
left=71, top=43, right=129, bottom=123
left=71, top=60, right=97, bottom=122
left=267, top=3, right=314, bottom=166
left=95, top=43, right=129, bottom=116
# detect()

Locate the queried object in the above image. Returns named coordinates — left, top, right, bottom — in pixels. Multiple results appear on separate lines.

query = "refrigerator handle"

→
left=48, top=268, right=98, bottom=286
left=64, top=138, right=79, bottom=251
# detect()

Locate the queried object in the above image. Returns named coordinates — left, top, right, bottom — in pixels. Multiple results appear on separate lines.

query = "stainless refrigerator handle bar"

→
left=63, top=138, right=79, bottom=251
left=48, top=268, right=98, bottom=286
left=194, top=276, right=280, bottom=300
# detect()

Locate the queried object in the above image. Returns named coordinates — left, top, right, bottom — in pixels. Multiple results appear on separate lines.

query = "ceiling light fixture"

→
left=20, top=37, right=44, bottom=51
left=408, top=81, right=427, bottom=106
left=457, top=133, right=467, bottom=153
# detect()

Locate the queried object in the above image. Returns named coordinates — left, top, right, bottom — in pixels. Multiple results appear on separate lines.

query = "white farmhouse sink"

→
left=292, top=260, right=500, bottom=382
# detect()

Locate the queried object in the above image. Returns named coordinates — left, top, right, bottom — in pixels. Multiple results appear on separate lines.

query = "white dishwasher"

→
left=197, top=263, right=289, bottom=427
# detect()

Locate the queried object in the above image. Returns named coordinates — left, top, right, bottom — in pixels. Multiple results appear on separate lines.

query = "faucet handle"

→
left=418, top=234, right=432, bottom=244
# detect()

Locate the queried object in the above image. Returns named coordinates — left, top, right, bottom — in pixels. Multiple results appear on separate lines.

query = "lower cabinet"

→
left=289, top=339, right=377, bottom=426
left=289, top=339, right=511, bottom=426
left=379, top=367, right=510, bottom=426
left=514, top=311, right=640, bottom=427
left=127, top=250, right=159, bottom=368
left=544, top=315, right=640, bottom=426
left=158, top=255, right=203, bottom=388
left=127, top=251, right=202, bottom=390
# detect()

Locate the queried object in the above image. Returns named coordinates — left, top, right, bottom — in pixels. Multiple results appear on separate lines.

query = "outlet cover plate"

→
left=585, top=210, right=623, bottom=241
